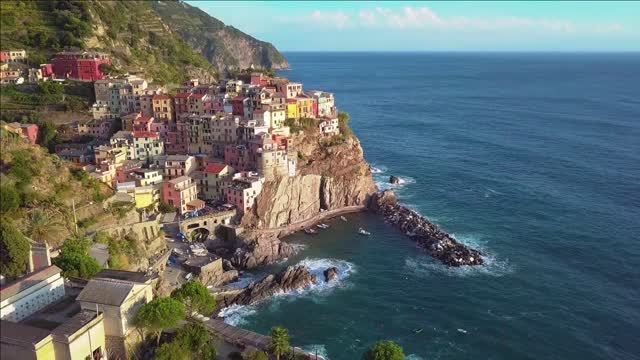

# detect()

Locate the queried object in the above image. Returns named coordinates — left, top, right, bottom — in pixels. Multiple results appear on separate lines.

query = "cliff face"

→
left=149, top=1, right=289, bottom=71
left=242, top=132, right=377, bottom=229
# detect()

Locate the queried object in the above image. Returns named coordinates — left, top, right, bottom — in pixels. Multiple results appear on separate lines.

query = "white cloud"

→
left=280, top=10, right=351, bottom=29
left=352, top=6, right=624, bottom=33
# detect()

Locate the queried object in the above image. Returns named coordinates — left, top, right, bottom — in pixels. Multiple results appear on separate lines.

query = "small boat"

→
left=304, top=228, right=318, bottom=235
left=340, top=216, right=348, bottom=222
left=358, top=227, right=371, bottom=236
left=316, top=223, right=329, bottom=229
left=413, top=328, right=423, bottom=334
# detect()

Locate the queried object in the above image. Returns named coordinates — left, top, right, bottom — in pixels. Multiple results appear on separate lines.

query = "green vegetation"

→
left=0, top=218, right=31, bottom=280
left=158, top=200, right=177, bottom=214
left=153, top=322, right=217, bottom=360
left=267, top=326, right=290, bottom=360
left=0, top=184, right=20, bottom=214
left=134, top=297, right=185, bottom=346
left=244, top=349, right=268, bottom=360
left=171, top=280, right=216, bottom=317
left=52, top=236, right=101, bottom=278
left=362, top=340, right=405, bottom=360
left=285, top=117, right=317, bottom=134
left=70, top=168, right=105, bottom=203
left=338, top=111, right=353, bottom=138
left=25, top=209, right=64, bottom=244
left=94, top=231, right=141, bottom=270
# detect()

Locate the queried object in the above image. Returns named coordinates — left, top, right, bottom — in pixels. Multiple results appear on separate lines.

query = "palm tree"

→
left=267, top=326, right=290, bottom=360
left=26, top=210, right=63, bottom=245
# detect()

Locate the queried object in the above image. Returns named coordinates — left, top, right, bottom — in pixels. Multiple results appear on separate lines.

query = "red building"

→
left=231, top=96, right=248, bottom=117
left=250, top=73, right=269, bottom=87
left=40, top=63, right=53, bottom=79
left=51, top=51, right=110, bottom=81
left=0, top=51, right=9, bottom=63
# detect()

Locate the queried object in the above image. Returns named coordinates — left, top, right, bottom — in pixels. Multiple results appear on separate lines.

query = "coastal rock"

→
left=230, top=233, right=296, bottom=269
left=224, top=265, right=316, bottom=306
left=369, top=190, right=484, bottom=267
left=199, top=269, right=239, bottom=288
left=222, top=259, right=236, bottom=271
left=389, top=175, right=401, bottom=184
left=242, top=134, right=376, bottom=229
left=323, top=267, right=338, bottom=282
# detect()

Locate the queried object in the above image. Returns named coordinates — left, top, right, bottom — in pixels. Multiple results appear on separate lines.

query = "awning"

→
left=186, top=199, right=205, bottom=210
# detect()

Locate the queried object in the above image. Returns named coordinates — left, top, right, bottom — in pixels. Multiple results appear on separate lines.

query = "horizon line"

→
left=279, top=50, right=640, bottom=53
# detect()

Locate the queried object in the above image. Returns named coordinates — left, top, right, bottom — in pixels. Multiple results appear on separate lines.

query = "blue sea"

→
left=221, top=53, right=640, bottom=359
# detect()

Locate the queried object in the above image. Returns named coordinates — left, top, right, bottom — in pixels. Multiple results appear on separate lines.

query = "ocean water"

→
left=222, top=53, right=640, bottom=359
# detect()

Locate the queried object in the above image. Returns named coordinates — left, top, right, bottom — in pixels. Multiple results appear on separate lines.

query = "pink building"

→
left=19, top=123, right=39, bottom=144
left=161, top=176, right=201, bottom=215
left=132, top=116, right=154, bottom=132
left=224, top=172, right=265, bottom=213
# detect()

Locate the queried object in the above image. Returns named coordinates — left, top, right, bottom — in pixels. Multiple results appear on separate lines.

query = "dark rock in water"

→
left=230, top=233, right=296, bottom=269
left=369, top=190, right=484, bottom=267
left=222, top=259, right=235, bottom=271
left=223, top=265, right=316, bottom=307
left=323, top=267, right=338, bottom=282
left=389, top=175, right=401, bottom=184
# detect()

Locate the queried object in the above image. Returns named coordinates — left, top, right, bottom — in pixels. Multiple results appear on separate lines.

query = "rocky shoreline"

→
left=369, top=190, right=484, bottom=267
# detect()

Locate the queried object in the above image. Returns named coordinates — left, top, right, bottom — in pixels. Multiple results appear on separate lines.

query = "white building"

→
left=0, top=266, right=65, bottom=322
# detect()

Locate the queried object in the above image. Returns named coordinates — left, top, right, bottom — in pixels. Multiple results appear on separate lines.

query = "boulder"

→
left=224, top=265, right=316, bottom=306
left=323, top=267, right=338, bottom=282
left=389, top=175, right=401, bottom=184
left=230, top=233, right=296, bottom=270
left=222, top=259, right=235, bottom=271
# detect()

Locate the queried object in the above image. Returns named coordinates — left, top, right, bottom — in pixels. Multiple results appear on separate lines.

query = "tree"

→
left=154, top=341, right=191, bottom=360
left=38, top=81, right=64, bottom=96
left=0, top=184, right=20, bottom=214
left=174, top=322, right=217, bottom=360
left=362, top=340, right=405, bottom=360
left=37, top=120, right=58, bottom=152
left=337, top=111, right=352, bottom=138
left=25, top=210, right=63, bottom=244
left=52, top=236, right=101, bottom=278
left=158, top=201, right=176, bottom=214
left=171, top=280, right=215, bottom=316
left=0, top=218, right=31, bottom=280
left=244, top=349, right=268, bottom=360
left=134, top=298, right=185, bottom=346
left=267, top=326, right=290, bottom=360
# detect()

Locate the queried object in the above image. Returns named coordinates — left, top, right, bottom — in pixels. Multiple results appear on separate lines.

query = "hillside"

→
left=149, top=1, right=289, bottom=71
left=0, top=0, right=288, bottom=84
left=0, top=127, right=113, bottom=247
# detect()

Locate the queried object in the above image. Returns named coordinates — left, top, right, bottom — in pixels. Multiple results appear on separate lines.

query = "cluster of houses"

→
left=0, top=243, right=155, bottom=360
left=0, top=49, right=111, bottom=85
left=55, top=72, right=340, bottom=217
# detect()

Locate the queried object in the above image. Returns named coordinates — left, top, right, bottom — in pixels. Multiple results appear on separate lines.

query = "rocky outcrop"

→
left=230, top=233, right=296, bottom=269
left=149, top=1, right=288, bottom=70
left=222, top=266, right=316, bottom=307
left=242, top=134, right=376, bottom=229
left=370, top=190, right=484, bottom=267
left=323, top=267, right=338, bottom=282
left=200, top=269, right=238, bottom=288
left=389, top=175, right=401, bottom=184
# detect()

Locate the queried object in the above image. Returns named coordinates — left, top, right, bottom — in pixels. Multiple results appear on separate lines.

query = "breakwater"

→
left=369, top=190, right=484, bottom=266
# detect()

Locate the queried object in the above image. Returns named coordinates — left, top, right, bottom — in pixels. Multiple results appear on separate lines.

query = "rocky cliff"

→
left=242, top=131, right=377, bottom=229
left=149, top=0, right=289, bottom=71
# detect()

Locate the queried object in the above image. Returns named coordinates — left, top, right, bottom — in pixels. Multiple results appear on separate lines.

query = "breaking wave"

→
left=301, top=344, right=330, bottom=359
left=219, top=258, right=356, bottom=325
left=404, top=233, right=514, bottom=277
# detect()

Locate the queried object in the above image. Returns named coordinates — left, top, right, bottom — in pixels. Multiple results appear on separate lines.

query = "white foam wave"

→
left=406, top=355, right=425, bottom=360
left=301, top=344, right=330, bottom=359
left=374, top=174, right=416, bottom=191
left=218, top=258, right=356, bottom=325
left=291, top=243, right=308, bottom=252
left=370, top=164, right=388, bottom=174
left=404, top=233, right=514, bottom=277
left=217, top=304, right=256, bottom=326
left=223, top=272, right=261, bottom=290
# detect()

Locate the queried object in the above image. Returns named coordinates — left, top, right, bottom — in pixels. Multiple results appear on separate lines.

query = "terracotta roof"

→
left=132, top=131, right=158, bottom=138
left=76, top=278, right=135, bottom=306
left=174, top=92, right=192, bottom=99
left=0, top=265, right=61, bottom=302
left=187, top=199, right=205, bottom=208
left=203, top=163, right=227, bottom=174
left=0, top=320, right=52, bottom=348
left=152, top=94, right=171, bottom=100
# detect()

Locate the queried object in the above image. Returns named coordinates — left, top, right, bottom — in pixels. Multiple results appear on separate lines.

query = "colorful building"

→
left=161, top=176, right=200, bottom=214
left=223, top=172, right=265, bottom=213
left=0, top=266, right=65, bottom=322
left=199, top=163, right=234, bottom=201
left=4, top=122, right=38, bottom=144
left=132, top=131, right=164, bottom=162
left=51, top=51, right=110, bottom=81
left=286, top=99, right=299, bottom=119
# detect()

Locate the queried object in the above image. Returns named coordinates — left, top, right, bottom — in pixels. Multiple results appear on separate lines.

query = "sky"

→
left=187, top=1, right=640, bottom=52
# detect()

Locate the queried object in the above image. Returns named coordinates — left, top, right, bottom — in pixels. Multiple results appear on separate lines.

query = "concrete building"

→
left=132, top=131, right=164, bottom=162
left=163, top=154, right=197, bottom=180
left=319, top=117, right=340, bottom=136
left=161, top=176, right=200, bottom=215
left=0, top=266, right=65, bottom=322
left=224, top=172, right=265, bottom=213
left=199, top=163, right=234, bottom=201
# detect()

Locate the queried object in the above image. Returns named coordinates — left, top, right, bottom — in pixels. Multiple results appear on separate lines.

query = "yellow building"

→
left=94, top=146, right=127, bottom=166
left=286, top=99, right=299, bottom=119
left=0, top=321, right=55, bottom=360
left=134, top=185, right=159, bottom=209
left=51, top=311, right=107, bottom=360
left=296, top=97, right=315, bottom=119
